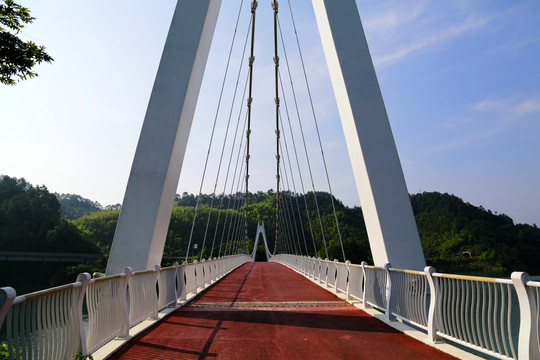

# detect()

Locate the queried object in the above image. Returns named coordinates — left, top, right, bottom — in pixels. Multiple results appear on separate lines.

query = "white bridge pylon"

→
left=251, top=222, right=271, bottom=261
left=106, top=0, right=426, bottom=275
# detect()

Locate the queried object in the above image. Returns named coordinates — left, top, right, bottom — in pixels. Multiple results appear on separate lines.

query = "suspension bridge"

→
left=1, top=1, right=539, bottom=359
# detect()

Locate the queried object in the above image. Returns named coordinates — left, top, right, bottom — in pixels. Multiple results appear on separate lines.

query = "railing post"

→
left=345, top=260, right=351, bottom=300
left=361, top=261, right=369, bottom=309
left=178, top=261, right=187, bottom=301
left=424, top=266, right=441, bottom=343
left=119, top=267, right=133, bottom=338
left=76, top=273, right=91, bottom=355
left=334, top=259, right=339, bottom=292
left=0, top=287, right=16, bottom=331
left=384, top=263, right=394, bottom=321
left=152, top=265, right=161, bottom=319
left=173, top=262, right=179, bottom=306
left=325, top=258, right=330, bottom=288
left=512, top=271, right=538, bottom=360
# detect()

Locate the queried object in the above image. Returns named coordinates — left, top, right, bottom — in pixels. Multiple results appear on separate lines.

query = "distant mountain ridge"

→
left=2, top=175, right=540, bottom=278
left=55, top=193, right=120, bottom=220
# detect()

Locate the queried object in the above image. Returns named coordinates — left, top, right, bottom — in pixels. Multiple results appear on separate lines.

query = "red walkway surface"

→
left=110, top=262, right=457, bottom=360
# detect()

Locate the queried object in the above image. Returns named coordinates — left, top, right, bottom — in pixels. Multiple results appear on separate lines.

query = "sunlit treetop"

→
left=0, top=0, right=53, bottom=85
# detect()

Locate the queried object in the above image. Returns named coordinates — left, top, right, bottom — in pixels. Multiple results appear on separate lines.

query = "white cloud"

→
left=373, top=16, right=490, bottom=66
left=514, top=98, right=540, bottom=115
left=473, top=95, right=540, bottom=117
left=434, top=94, right=540, bottom=152
left=363, top=1, right=428, bottom=34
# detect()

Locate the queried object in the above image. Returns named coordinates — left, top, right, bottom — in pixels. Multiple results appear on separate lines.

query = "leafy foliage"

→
left=0, top=175, right=102, bottom=288
left=0, top=0, right=53, bottom=85
left=411, top=192, right=540, bottom=274
left=73, top=353, right=93, bottom=360
left=0, top=344, right=21, bottom=360
left=56, top=193, right=103, bottom=220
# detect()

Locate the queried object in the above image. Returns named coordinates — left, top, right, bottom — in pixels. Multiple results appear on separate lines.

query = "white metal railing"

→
left=389, top=268, right=429, bottom=330
left=86, top=272, right=129, bottom=354
left=523, top=279, right=540, bottom=357
left=128, top=266, right=160, bottom=327
left=0, top=274, right=89, bottom=360
left=336, top=261, right=349, bottom=294
left=157, top=264, right=178, bottom=310
left=431, top=272, right=518, bottom=360
left=347, top=263, right=364, bottom=301
left=270, top=254, right=539, bottom=360
left=327, top=259, right=337, bottom=289
left=363, top=264, right=387, bottom=312
left=0, top=254, right=252, bottom=358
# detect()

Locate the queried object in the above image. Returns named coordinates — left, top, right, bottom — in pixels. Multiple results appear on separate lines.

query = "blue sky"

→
left=1, top=1, right=539, bottom=226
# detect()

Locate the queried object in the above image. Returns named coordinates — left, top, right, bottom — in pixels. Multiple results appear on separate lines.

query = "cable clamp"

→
left=249, top=55, right=255, bottom=64
left=274, top=97, right=280, bottom=105
left=273, top=55, right=280, bottom=65
left=251, top=0, right=258, bottom=12
left=275, top=154, right=280, bottom=160
left=271, top=0, right=278, bottom=11
left=246, top=129, right=251, bottom=136
left=247, top=97, right=253, bottom=105
left=275, top=129, right=280, bottom=136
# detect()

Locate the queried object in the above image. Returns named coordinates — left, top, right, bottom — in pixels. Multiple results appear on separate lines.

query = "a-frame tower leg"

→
left=106, top=0, right=222, bottom=275
left=312, top=0, right=425, bottom=270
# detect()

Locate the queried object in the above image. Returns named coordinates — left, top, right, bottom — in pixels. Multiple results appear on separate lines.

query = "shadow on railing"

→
left=270, top=254, right=540, bottom=360
left=0, top=254, right=252, bottom=359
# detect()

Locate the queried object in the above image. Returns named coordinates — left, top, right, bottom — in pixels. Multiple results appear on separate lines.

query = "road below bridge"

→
left=110, top=262, right=457, bottom=359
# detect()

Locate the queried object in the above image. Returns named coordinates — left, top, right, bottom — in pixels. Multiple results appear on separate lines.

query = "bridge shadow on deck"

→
left=109, top=262, right=457, bottom=360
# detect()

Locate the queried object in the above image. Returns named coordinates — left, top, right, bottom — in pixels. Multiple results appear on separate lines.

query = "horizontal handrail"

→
left=433, top=272, right=513, bottom=284
left=12, top=281, right=83, bottom=304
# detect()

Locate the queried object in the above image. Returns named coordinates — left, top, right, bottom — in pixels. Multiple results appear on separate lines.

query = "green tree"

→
left=0, top=0, right=53, bottom=85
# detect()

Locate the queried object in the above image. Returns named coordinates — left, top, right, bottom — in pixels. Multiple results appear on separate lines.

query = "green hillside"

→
left=2, top=174, right=540, bottom=291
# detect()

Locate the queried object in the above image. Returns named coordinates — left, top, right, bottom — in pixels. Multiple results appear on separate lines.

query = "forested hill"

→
left=2, top=175, right=540, bottom=285
left=55, top=193, right=120, bottom=220
left=75, top=190, right=540, bottom=275
left=411, top=192, right=540, bottom=273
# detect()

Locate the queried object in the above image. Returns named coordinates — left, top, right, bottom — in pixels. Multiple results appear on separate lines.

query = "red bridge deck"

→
left=110, top=262, right=456, bottom=360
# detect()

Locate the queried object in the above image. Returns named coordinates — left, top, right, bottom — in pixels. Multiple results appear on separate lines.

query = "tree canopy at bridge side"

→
left=0, top=0, right=53, bottom=85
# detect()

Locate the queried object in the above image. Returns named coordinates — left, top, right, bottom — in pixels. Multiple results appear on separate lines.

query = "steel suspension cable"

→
left=244, top=0, right=258, bottom=253
left=271, top=0, right=282, bottom=261
left=279, top=141, right=306, bottom=255
left=277, top=74, right=317, bottom=256
left=208, top=39, right=252, bottom=259
left=278, top=189, right=295, bottom=254
left=276, top=18, right=328, bottom=260
left=218, top=113, right=248, bottom=257
left=225, top=148, right=247, bottom=255
left=225, top=139, right=248, bottom=256
left=210, top=73, right=250, bottom=258
left=278, top=109, right=309, bottom=255
left=285, top=0, right=346, bottom=261
left=184, top=0, right=247, bottom=262
left=201, top=8, right=254, bottom=260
